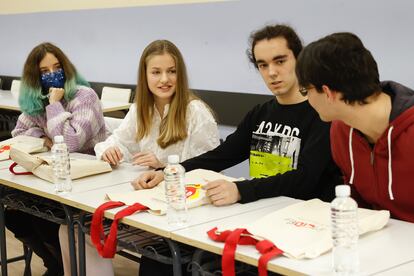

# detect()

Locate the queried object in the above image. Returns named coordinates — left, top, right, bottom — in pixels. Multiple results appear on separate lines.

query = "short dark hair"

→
left=247, top=24, right=303, bottom=68
left=296, top=32, right=381, bottom=104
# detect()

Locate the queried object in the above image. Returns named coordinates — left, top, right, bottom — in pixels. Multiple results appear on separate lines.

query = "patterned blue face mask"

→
left=40, top=68, right=65, bottom=92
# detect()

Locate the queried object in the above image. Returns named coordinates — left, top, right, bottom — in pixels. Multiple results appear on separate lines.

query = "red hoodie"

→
left=331, top=81, right=414, bottom=223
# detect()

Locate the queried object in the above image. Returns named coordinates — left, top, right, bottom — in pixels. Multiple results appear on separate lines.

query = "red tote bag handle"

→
left=9, top=162, right=33, bottom=175
left=90, top=201, right=149, bottom=258
left=207, top=227, right=283, bottom=276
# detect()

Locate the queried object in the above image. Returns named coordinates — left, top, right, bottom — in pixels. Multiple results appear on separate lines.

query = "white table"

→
left=374, top=260, right=414, bottom=275
left=0, top=161, right=292, bottom=275
left=0, top=156, right=145, bottom=276
left=0, top=154, right=146, bottom=197
left=66, top=184, right=296, bottom=238
left=100, top=101, right=131, bottom=113
left=0, top=90, right=19, bottom=111
left=61, top=186, right=299, bottom=275
left=172, top=198, right=414, bottom=276
left=2, top=158, right=414, bottom=276
left=0, top=89, right=131, bottom=113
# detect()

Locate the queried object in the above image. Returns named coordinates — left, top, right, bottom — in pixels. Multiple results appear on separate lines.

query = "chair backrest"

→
left=104, top=116, right=123, bottom=137
left=11, top=80, right=21, bottom=98
left=101, top=86, right=132, bottom=103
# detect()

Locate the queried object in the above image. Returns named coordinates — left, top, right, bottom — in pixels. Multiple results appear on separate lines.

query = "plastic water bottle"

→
left=331, top=185, right=359, bottom=275
left=164, top=155, right=188, bottom=226
left=51, top=135, right=72, bottom=194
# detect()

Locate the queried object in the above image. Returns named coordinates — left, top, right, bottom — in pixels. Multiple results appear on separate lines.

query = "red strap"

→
left=9, top=162, right=33, bottom=175
left=90, top=201, right=149, bottom=258
left=222, top=228, right=247, bottom=276
left=256, top=240, right=283, bottom=276
left=90, top=201, right=125, bottom=257
left=207, top=227, right=283, bottom=276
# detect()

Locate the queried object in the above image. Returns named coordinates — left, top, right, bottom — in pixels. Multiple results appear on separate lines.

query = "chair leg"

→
left=23, top=244, right=32, bottom=276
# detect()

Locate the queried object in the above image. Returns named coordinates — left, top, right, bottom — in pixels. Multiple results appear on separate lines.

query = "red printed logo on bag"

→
left=0, top=145, right=10, bottom=154
left=284, top=218, right=326, bottom=231
left=185, top=184, right=202, bottom=200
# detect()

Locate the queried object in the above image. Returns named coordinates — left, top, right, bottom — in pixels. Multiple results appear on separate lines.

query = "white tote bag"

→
left=247, top=199, right=390, bottom=259
left=9, top=145, right=112, bottom=183
left=106, top=169, right=238, bottom=215
left=0, top=136, right=47, bottom=161
left=92, top=169, right=238, bottom=258
left=208, top=199, right=390, bottom=276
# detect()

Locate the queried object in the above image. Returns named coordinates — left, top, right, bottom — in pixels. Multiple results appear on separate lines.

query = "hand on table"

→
left=131, top=170, right=164, bottom=190
left=205, top=179, right=241, bottom=206
left=101, top=146, right=123, bottom=166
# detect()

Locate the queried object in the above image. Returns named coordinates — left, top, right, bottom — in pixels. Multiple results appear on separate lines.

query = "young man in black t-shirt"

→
left=133, top=24, right=341, bottom=205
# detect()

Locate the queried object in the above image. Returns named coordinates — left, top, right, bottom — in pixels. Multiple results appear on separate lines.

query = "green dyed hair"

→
left=18, top=42, right=90, bottom=116
left=19, top=73, right=89, bottom=115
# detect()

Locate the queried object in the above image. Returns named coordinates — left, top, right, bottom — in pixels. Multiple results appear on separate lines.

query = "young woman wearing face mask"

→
left=5, top=42, right=106, bottom=276
left=59, top=40, right=220, bottom=276
left=11, top=42, right=106, bottom=153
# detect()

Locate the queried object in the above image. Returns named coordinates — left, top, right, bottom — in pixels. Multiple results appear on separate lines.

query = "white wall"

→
left=0, top=0, right=413, bottom=95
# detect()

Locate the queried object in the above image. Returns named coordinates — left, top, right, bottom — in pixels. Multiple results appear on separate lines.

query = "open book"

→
left=106, top=169, right=238, bottom=215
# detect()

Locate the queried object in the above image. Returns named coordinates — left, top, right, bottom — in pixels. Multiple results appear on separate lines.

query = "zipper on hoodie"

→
left=356, top=132, right=380, bottom=201
left=370, top=151, right=374, bottom=165
left=370, top=144, right=382, bottom=204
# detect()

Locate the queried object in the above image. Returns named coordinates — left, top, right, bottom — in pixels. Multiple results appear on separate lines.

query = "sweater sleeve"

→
left=12, top=113, right=45, bottom=138
left=235, top=118, right=337, bottom=203
left=46, top=88, right=104, bottom=152
left=94, top=104, right=139, bottom=162
left=181, top=104, right=257, bottom=172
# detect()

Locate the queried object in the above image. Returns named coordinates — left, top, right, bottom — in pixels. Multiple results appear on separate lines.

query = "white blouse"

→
left=94, top=100, right=220, bottom=165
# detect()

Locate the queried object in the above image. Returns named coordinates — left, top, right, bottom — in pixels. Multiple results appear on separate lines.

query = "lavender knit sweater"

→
left=12, top=86, right=106, bottom=154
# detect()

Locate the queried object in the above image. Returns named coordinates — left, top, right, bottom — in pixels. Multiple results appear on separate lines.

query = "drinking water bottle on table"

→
left=331, top=184, right=359, bottom=275
left=164, top=154, right=188, bottom=226
left=51, top=135, right=72, bottom=194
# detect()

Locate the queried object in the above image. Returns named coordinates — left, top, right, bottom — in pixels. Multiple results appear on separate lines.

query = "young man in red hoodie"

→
left=296, top=32, right=414, bottom=222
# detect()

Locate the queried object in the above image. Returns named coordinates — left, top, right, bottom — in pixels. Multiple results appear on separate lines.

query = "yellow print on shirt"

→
left=250, top=150, right=293, bottom=178
left=250, top=132, right=301, bottom=178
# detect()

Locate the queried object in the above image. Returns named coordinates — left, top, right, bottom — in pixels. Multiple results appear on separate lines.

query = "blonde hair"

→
left=135, top=40, right=198, bottom=148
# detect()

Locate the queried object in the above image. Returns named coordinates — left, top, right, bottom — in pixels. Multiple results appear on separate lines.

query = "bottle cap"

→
left=167, top=155, right=179, bottom=164
left=335, top=185, right=351, bottom=197
left=54, top=135, right=64, bottom=143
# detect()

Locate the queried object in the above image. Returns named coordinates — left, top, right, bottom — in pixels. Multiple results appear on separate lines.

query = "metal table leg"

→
left=0, top=202, right=8, bottom=276
left=63, top=204, right=78, bottom=276
left=77, top=213, right=86, bottom=276
left=191, top=249, right=205, bottom=276
left=23, top=245, right=32, bottom=276
left=165, top=238, right=182, bottom=276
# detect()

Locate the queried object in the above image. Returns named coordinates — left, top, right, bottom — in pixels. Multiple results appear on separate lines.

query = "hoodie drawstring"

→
left=348, top=128, right=355, bottom=184
left=387, top=126, right=394, bottom=200
left=348, top=126, right=394, bottom=200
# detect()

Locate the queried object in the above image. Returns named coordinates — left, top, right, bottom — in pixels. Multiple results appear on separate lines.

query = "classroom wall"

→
left=1, top=0, right=412, bottom=178
left=0, top=0, right=413, bottom=95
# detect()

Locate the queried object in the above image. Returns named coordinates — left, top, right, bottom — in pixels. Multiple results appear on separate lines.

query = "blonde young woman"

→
left=94, top=40, right=219, bottom=169
left=59, top=40, right=220, bottom=275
